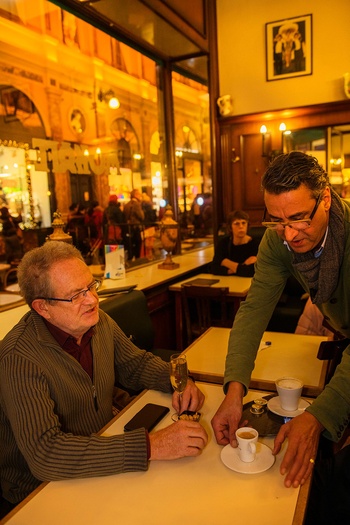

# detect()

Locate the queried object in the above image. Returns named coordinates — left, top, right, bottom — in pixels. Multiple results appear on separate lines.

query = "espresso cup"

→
left=276, top=377, right=303, bottom=411
left=236, top=427, right=258, bottom=462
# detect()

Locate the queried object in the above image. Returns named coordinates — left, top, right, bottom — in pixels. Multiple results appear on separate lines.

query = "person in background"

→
left=0, top=242, right=207, bottom=517
left=84, top=200, right=103, bottom=244
left=0, top=185, right=7, bottom=206
left=211, top=210, right=259, bottom=277
left=211, top=152, right=350, bottom=515
left=102, top=195, right=125, bottom=245
left=0, top=206, right=23, bottom=264
left=295, top=296, right=334, bottom=338
left=66, top=203, right=88, bottom=254
left=123, top=189, right=145, bottom=259
left=141, top=193, right=157, bottom=260
left=141, top=193, right=157, bottom=225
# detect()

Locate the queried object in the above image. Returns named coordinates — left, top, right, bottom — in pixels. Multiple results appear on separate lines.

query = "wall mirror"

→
left=329, top=124, right=350, bottom=198
left=283, top=124, right=350, bottom=199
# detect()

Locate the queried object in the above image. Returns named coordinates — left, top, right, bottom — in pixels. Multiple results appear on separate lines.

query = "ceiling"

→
left=52, top=0, right=209, bottom=82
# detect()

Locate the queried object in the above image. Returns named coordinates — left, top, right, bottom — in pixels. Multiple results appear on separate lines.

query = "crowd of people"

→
left=65, top=190, right=158, bottom=262
left=2, top=151, right=350, bottom=523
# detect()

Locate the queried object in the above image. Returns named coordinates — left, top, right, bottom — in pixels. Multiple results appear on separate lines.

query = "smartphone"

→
left=124, top=403, right=170, bottom=432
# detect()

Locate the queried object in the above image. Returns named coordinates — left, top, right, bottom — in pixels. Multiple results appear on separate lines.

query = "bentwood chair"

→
left=181, top=284, right=230, bottom=346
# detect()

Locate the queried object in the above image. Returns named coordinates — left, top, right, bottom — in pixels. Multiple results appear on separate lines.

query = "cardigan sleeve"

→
left=0, top=352, right=150, bottom=486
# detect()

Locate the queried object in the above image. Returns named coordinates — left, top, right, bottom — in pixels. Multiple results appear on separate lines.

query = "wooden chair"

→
left=3, top=267, right=18, bottom=291
left=181, top=284, right=230, bottom=346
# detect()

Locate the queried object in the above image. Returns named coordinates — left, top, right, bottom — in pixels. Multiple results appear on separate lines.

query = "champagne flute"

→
left=170, top=353, right=188, bottom=414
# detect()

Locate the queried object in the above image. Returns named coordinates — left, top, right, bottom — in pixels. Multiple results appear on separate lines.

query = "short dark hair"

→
left=261, top=151, right=329, bottom=199
left=227, top=210, right=250, bottom=227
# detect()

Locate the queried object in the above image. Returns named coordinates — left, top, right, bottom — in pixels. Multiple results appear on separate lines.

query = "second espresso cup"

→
left=236, top=427, right=259, bottom=462
left=276, top=377, right=303, bottom=411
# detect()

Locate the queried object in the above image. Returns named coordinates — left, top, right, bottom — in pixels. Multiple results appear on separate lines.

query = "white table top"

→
left=169, top=272, right=252, bottom=297
left=184, top=327, right=328, bottom=397
left=2, top=384, right=308, bottom=525
left=0, top=246, right=214, bottom=340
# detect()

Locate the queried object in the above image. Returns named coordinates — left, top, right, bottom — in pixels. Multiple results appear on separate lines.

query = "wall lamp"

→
left=97, top=89, right=120, bottom=109
left=260, top=122, right=291, bottom=160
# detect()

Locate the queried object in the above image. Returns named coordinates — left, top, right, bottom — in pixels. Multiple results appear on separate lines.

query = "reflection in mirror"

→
left=283, top=128, right=326, bottom=161
left=330, top=125, right=350, bottom=198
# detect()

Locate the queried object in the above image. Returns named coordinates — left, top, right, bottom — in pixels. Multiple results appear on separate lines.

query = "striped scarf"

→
left=291, top=188, right=345, bottom=305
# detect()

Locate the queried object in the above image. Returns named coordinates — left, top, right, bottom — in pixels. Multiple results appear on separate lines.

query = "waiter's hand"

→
left=211, top=382, right=246, bottom=447
left=273, top=411, right=324, bottom=487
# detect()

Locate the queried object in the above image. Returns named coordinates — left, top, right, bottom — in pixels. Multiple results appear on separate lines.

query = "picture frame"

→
left=265, top=14, right=312, bottom=82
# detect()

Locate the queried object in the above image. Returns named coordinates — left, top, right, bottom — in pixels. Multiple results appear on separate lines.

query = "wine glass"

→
left=170, top=353, right=188, bottom=415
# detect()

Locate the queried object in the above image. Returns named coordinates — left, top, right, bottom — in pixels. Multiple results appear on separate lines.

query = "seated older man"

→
left=0, top=242, right=207, bottom=516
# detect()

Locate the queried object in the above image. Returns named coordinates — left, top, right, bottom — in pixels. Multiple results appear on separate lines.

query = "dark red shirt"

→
left=44, top=320, right=94, bottom=380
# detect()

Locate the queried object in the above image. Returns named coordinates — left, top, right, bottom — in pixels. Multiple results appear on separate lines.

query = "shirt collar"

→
left=43, top=319, right=94, bottom=346
left=283, top=226, right=329, bottom=258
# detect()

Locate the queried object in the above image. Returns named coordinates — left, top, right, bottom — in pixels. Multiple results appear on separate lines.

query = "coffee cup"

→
left=235, top=427, right=258, bottom=462
left=276, top=377, right=303, bottom=411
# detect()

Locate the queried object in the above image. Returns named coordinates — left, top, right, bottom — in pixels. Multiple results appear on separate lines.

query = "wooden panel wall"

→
left=217, top=101, right=350, bottom=226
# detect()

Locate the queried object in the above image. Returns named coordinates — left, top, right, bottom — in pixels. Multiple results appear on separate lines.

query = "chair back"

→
left=181, top=284, right=230, bottom=345
left=99, top=290, right=155, bottom=351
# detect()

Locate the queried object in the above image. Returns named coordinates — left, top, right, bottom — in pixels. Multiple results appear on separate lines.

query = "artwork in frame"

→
left=265, top=14, right=312, bottom=82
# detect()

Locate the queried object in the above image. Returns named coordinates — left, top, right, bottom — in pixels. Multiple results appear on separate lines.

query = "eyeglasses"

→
left=262, top=193, right=323, bottom=231
left=39, top=280, right=101, bottom=304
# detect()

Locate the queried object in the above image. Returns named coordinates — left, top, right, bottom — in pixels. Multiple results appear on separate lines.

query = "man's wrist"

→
left=226, top=381, right=245, bottom=400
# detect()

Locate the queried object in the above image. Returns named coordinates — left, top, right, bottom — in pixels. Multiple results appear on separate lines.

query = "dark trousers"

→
left=0, top=498, right=16, bottom=519
left=305, top=444, right=350, bottom=525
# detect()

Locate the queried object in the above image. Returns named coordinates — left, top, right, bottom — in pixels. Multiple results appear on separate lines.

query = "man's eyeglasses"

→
left=262, top=193, right=323, bottom=231
left=39, top=280, right=101, bottom=304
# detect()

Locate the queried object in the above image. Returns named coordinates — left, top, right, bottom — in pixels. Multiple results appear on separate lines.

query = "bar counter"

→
left=0, top=245, right=214, bottom=341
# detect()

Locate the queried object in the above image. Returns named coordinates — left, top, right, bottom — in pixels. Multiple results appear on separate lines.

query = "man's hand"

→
left=150, top=420, right=208, bottom=460
left=273, top=411, right=324, bottom=487
left=172, top=379, right=205, bottom=414
left=211, top=382, right=245, bottom=447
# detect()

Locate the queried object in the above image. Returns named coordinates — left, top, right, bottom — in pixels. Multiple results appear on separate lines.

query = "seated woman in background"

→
left=211, top=210, right=259, bottom=277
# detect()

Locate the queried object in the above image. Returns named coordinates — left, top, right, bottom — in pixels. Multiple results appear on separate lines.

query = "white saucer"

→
left=267, top=396, right=310, bottom=418
left=221, top=442, right=275, bottom=474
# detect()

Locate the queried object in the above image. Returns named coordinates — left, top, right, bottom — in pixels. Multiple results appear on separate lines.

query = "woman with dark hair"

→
left=211, top=210, right=259, bottom=277
left=0, top=206, right=23, bottom=263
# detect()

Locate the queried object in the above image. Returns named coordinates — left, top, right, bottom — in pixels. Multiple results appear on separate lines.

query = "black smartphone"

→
left=124, top=403, right=170, bottom=432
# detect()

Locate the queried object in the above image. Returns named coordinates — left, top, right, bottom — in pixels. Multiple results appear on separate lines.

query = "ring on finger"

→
left=309, top=458, right=315, bottom=465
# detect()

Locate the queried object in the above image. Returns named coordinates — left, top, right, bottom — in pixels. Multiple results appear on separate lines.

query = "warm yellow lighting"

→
left=133, top=153, right=141, bottom=160
left=98, top=89, right=120, bottom=110
left=96, top=148, right=101, bottom=155
left=175, top=150, right=183, bottom=157
left=330, top=158, right=342, bottom=165
left=83, top=149, right=89, bottom=156
left=183, top=125, right=190, bottom=133
left=108, top=97, right=120, bottom=109
left=260, top=125, right=267, bottom=134
left=279, top=123, right=287, bottom=132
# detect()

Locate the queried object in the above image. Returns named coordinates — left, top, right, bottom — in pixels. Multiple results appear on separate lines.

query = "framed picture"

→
left=265, top=14, right=312, bottom=82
